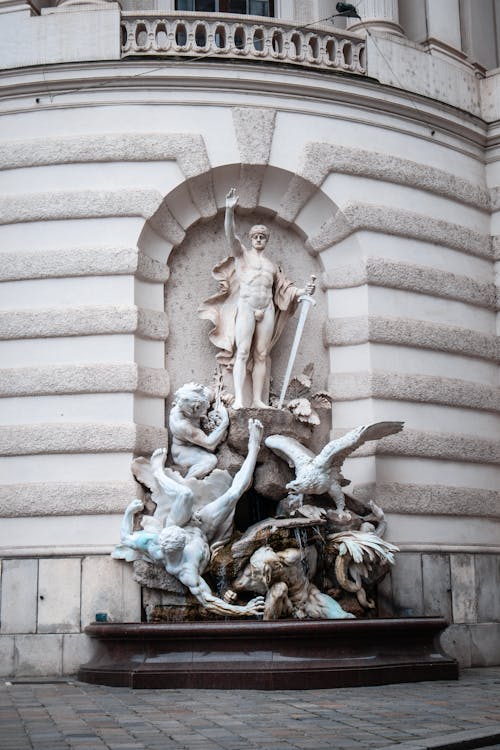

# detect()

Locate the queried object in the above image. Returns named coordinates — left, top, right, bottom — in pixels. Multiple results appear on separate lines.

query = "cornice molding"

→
left=0, top=62, right=486, bottom=150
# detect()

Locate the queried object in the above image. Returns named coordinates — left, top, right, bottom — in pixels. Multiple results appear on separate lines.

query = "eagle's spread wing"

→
left=265, top=434, right=315, bottom=471
left=314, top=421, right=404, bottom=472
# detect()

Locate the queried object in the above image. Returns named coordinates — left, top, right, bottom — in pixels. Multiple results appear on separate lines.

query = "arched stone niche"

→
left=136, top=159, right=341, bottom=418
left=164, top=212, right=327, bottom=407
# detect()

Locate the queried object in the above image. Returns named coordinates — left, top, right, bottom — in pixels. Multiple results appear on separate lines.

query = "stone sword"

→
left=277, top=275, right=316, bottom=409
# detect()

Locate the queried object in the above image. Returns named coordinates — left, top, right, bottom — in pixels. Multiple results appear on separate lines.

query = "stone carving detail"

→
left=231, top=545, right=355, bottom=620
left=113, top=419, right=266, bottom=618
left=120, top=13, right=367, bottom=74
left=114, top=396, right=401, bottom=621
left=168, top=382, right=229, bottom=479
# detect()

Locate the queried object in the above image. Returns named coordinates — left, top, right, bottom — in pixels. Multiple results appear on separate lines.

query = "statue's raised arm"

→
left=225, top=188, right=244, bottom=256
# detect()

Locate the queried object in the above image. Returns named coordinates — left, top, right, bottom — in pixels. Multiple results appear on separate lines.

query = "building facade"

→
left=0, top=0, right=499, bottom=676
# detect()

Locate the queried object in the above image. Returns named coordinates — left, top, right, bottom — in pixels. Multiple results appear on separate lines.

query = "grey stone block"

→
left=0, top=634, right=15, bottom=676
left=62, top=633, right=94, bottom=674
left=470, top=622, right=500, bottom=666
left=14, top=634, right=63, bottom=676
left=439, top=623, right=471, bottom=667
left=81, top=556, right=141, bottom=627
left=422, top=553, right=452, bottom=621
left=450, top=554, right=477, bottom=624
left=475, top=554, right=500, bottom=622
left=38, top=558, right=81, bottom=634
left=0, top=559, right=37, bottom=634
left=390, top=553, right=423, bottom=616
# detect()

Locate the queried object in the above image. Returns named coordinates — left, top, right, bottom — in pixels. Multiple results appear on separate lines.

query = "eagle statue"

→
left=265, top=421, right=404, bottom=517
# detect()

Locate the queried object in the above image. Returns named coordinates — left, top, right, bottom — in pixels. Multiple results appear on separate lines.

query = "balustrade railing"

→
left=120, top=12, right=366, bottom=75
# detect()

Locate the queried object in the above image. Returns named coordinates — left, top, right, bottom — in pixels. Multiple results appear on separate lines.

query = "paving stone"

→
left=0, top=669, right=500, bottom=750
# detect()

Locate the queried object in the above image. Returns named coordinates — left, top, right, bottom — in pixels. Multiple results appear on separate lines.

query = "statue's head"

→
left=159, top=525, right=187, bottom=554
left=249, top=224, right=270, bottom=252
left=249, top=546, right=282, bottom=588
left=174, top=382, right=213, bottom=418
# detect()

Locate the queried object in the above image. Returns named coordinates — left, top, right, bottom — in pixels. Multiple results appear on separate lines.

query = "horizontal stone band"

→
left=0, top=481, right=141, bottom=518
left=492, top=236, right=500, bottom=261
left=0, top=423, right=168, bottom=456
left=0, top=190, right=187, bottom=245
left=0, top=364, right=169, bottom=398
left=329, top=371, right=500, bottom=412
left=322, top=258, right=496, bottom=310
left=0, top=306, right=168, bottom=341
left=306, top=203, right=490, bottom=258
left=278, top=142, right=490, bottom=223
left=0, top=133, right=211, bottom=177
left=353, top=482, right=500, bottom=519
left=333, top=427, right=500, bottom=464
left=0, top=247, right=169, bottom=284
left=324, top=316, right=499, bottom=362
left=0, top=188, right=162, bottom=225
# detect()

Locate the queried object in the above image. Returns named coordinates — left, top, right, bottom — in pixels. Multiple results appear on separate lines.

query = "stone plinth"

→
left=227, top=407, right=330, bottom=459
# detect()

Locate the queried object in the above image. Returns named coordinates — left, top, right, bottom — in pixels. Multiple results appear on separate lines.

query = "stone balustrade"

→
left=120, top=11, right=367, bottom=74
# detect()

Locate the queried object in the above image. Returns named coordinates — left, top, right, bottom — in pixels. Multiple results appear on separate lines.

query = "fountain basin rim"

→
left=84, top=616, right=450, bottom=639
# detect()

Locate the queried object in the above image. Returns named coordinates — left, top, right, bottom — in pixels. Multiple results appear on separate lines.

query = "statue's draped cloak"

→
left=199, top=255, right=299, bottom=370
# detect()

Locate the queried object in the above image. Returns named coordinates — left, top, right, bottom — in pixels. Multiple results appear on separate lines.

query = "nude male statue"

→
left=115, top=419, right=265, bottom=618
left=199, top=189, right=315, bottom=409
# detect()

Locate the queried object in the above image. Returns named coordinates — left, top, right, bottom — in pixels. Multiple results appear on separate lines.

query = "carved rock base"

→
left=78, top=618, right=458, bottom=689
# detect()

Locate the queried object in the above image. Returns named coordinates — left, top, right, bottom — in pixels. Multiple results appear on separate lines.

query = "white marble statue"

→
left=265, top=421, right=404, bottom=518
left=199, top=188, right=315, bottom=409
left=169, top=382, right=229, bottom=479
left=229, top=544, right=355, bottom=620
left=113, top=419, right=266, bottom=618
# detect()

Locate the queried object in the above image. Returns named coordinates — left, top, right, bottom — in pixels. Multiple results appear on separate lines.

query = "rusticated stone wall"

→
left=0, top=58, right=498, bottom=673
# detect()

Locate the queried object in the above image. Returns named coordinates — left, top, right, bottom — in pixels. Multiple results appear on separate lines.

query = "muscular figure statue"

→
left=115, top=419, right=265, bottom=618
left=169, top=382, right=229, bottom=479
left=230, top=545, right=355, bottom=620
left=200, top=189, right=315, bottom=409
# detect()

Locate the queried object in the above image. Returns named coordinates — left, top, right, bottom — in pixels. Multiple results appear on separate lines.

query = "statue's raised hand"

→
left=245, top=596, right=265, bottom=616
left=226, top=187, right=239, bottom=209
left=248, top=418, right=264, bottom=449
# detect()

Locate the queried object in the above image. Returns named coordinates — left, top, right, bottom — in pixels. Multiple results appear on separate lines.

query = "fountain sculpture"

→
left=78, top=189, right=458, bottom=688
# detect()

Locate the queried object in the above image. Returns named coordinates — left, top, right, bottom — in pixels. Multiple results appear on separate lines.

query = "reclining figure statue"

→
left=113, top=418, right=266, bottom=618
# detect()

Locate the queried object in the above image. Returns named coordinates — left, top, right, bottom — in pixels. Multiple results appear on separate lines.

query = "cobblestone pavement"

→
left=1, top=668, right=500, bottom=750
